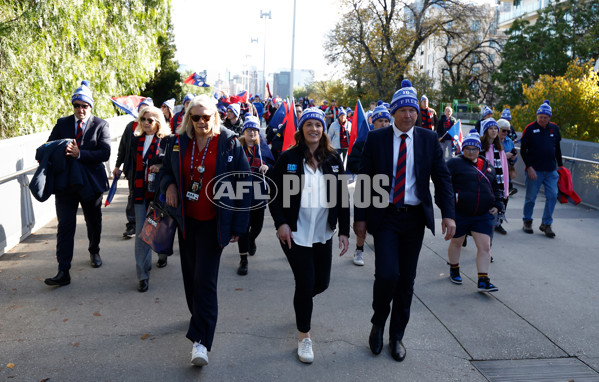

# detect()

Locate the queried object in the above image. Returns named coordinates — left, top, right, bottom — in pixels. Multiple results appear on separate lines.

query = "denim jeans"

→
left=135, top=203, right=152, bottom=280
left=523, top=170, right=558, bottom=225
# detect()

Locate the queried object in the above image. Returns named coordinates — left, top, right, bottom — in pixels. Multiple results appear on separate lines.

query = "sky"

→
left=171, top=0, right=343, bottom=84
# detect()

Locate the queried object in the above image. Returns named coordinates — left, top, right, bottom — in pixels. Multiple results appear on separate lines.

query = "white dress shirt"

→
left=389, top=124, right=421, bottom=206
left=292, top=160, right=334, bottom=247
left=74, top=114, right=91, bottom=137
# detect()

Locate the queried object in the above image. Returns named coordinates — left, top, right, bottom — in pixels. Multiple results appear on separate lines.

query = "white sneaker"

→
left=297, top=338, right=314, bottom=363
left=191, top=342, right=208, bottom=366
left=353, top=249, right=365, bottom=266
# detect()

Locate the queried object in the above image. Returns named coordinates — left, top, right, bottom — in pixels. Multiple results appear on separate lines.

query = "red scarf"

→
left=421, top=109, right=432, bottom=129
left=134, top=135, right=159, bottom=203
left=339, top=122, right=349, bottom=148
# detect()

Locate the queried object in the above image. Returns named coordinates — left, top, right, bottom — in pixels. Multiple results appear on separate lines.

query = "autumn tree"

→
left=494, top=0, right=599, bottom=106
left=324, top=0, right=486, bottom=102
left=510, top=60, right=599, bottom=142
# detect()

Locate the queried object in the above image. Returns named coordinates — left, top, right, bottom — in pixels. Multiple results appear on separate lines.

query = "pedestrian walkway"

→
left=1, top=180, right=598, bottom=381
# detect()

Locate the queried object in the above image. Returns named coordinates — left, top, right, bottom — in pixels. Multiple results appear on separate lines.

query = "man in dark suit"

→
left=44, top=81, right=111, bottom=286
left=354, top=79, right=456, bottom=362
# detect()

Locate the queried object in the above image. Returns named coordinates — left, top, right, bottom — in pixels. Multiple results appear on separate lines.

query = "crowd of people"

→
left=38, top=79, right=563, bottom=368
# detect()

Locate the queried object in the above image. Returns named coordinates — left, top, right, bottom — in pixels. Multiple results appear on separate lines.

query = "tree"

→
left=494, top=0, right=599, bottom=106
left=438, top=9, right=503, bottom=104
left=142, top=13, right=183, bottom=106
left=0, top=0, right=172, bottom=139
left=325, top=0, right=485, bottom=102
left=510, top=60, right=599, bottom=142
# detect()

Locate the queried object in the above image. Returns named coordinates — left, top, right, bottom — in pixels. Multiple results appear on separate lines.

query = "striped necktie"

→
left=393, top=134, right=408, bottom=207
left=76, top=120, right=83, bottom=147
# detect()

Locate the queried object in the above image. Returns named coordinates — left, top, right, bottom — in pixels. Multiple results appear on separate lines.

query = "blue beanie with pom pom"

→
left=390, top=79, right=419, bottom=114
left=536, top=100, right=552, bottom=117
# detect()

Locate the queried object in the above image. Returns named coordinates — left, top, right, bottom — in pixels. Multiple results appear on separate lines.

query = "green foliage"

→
left=141, top=16, right=183, bottom=106
left=510, top=60, right=599, bottom=142
left=494, top=0, right=599, bottom=106
left=0, top=0, right=172, bottom=139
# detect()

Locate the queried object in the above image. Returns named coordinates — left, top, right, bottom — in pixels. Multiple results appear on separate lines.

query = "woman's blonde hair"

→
left=239, top=129, right=261, bottom=147
left=134, top=106, right=171, bottom=138
left=176, top=94, right=221, bottom=138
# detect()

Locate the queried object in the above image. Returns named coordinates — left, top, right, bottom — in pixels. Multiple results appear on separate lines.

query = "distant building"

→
left=496, top=0, right=553, bottom=34
left=273, top=69, right=314, bottom=98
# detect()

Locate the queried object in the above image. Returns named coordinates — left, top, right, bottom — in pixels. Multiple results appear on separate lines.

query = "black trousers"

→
left=281, top=238, right=333, bottom=333
left=55, top=192, right=103, bottom=271
left=371, top=206, right=425, bottom=341
left=237, top=207, right=265, bottom=253
left=125, top=176, right=135, bottom=229
left=178, top=217, right=223, bottom=351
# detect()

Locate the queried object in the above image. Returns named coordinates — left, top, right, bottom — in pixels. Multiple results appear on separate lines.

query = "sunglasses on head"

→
left=73, top=103, right=90, bottom=109
left=191, top=114, right=212, bottom=123
left=140, top=117, right=156, bottom=124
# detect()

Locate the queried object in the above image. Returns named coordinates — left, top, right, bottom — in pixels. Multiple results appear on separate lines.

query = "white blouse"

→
left=142, top=134, right=155, bottom=157
left=292, top=160, right=334, bottom=247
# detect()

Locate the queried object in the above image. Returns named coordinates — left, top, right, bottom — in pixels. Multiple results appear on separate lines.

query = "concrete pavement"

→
left=1, top=179, right=598, bottom=381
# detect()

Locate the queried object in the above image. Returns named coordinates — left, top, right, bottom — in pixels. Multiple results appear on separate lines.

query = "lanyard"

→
left=190, top=137, right=211, bottom=180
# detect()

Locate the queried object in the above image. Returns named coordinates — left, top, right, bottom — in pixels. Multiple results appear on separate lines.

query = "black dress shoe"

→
left=390, top=340, right=406, bottom=362
left=369, top=325, right=384, bottom=355
left=44, top=270, right=71, bottom=286
left=90, top=253, right=102, bottom=268
left=137, top=279, right=149, bottom=292
left=156, top=256, right=168, bottom=268
left=237, top=256, right=248, bottom=276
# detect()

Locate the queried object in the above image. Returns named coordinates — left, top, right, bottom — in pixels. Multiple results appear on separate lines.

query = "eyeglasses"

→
left=140, top=117, right=156, bottom=124
left=463, top=147, right=480, bottom=152
left=191, top=114, right=212, bottom=123
left=500, top=129, right=510, bottom=133
left=73, top=103, right=90, bottom=109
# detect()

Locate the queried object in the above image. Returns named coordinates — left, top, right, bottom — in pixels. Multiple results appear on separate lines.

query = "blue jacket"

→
left=29, top=139, right=94, bottom=202
left=159, top=127, right=251, bottom=248
left=447, top=155, right=504, bottom=217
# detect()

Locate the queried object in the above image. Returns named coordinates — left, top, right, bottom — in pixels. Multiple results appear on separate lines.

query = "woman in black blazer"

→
left=269, top=107, right=350, bottom=364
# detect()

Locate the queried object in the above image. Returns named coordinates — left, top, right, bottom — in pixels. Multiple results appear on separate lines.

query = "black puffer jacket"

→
left=447, top=155, right=504, bottom=217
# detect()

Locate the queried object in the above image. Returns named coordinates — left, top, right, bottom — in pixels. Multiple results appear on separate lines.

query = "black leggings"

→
left=238, top=207, right=265, bottom=254
left=281, top=238, right=333, bottom=333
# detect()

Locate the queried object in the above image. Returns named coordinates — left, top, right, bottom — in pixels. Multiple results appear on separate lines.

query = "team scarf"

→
left=339, top=121, right=349, bottom=148
left=134, top=134, right=159, bottom=203
left=244, top=145, right=262, bottom=173
left=421, top=109, right=433, bottom=129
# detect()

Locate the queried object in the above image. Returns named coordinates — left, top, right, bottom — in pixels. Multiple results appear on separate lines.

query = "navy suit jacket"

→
left=355, top=125, right=454, bottom=235
left=47, top=114, right=111, bottom=194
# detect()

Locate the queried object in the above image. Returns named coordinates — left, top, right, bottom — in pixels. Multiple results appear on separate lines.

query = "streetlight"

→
left=260, top=10, right=271, bottom=98
left=290, top=0, right=297, bottom=100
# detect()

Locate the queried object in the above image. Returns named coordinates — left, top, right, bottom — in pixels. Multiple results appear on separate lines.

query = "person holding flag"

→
left=236, top=115, right=275, bottom=276
left=347, top=103, right=390, bottom=266
left=269, top=107, right=350, bottom=364
left=327, top=108, right=352, bottom=166
left=436, top=106, right=458, bottom=161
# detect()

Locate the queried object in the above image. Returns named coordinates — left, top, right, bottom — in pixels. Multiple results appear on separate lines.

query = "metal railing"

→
left=0, top=165, right=38, bottom=186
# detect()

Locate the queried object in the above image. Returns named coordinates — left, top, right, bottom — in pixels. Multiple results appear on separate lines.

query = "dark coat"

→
left=346, top=140, right=365, bottom=174
left=436, top=115, right=457, bottom=142
left=447, top=155, right=504, bottom=216
left=355, top=125, right=455, bottom=235
left=159, top=127, right=250, bottom=248
left=29, top=139, right=94, bottom=202
left=46, top=114, right=111, bottom=194
left=268, top=145, right=350, bottom=237
left=115, top=121, right=135, bottom=178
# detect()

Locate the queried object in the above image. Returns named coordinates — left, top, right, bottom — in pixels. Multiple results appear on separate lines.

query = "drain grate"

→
left=472, top=358, right=599, bottom=382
